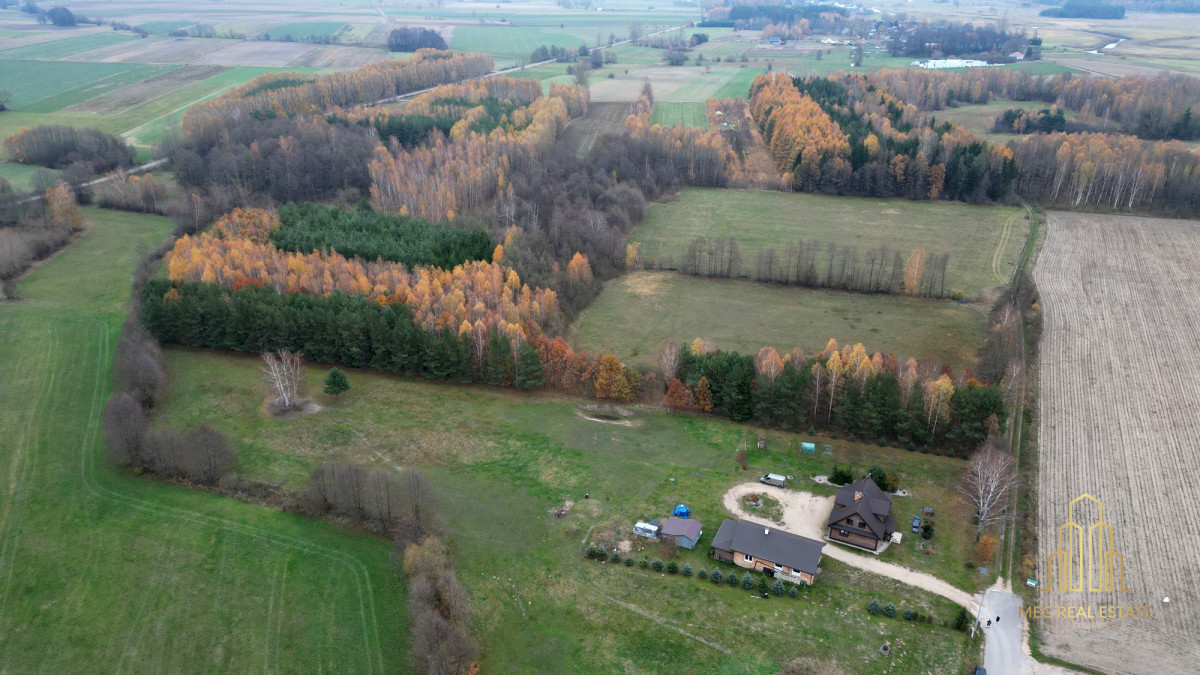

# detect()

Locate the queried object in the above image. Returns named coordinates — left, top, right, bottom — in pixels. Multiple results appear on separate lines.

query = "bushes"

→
left=651, top=559, right=664, bottom=572
left=639, top=558, right=649, bottom=569
left=882, top=602, right=897, bottom=618
left=680, top=563, right=692, bottom=576
left=904, top=609, right=916, bottom=620
left=102, top=397, right=235, bottom=486
left=404, top=535, right=477, bottom=674
left=323, top=367, right=350, bottom=396
left=709, top=568, right=723, bottom=584
left=387, top=27, right=448, bottom=52
left=788, top=585, right=799, bottom=598
left=299, top=462, right=436, bottom=531
left=953, top=606, right=972, bottom=631
left=866, top=598, right=882, bottom=615
left=2, top=125, right=133, bottom=171
left=770, top=579, right=785, bottom=596
left=829, top=465, right=854, bottom=485
left=666, top=560, right=679, bottom=574
left=741, top=572, right=754, bottom=589
left=624, top=556, right=634, bottom=566
left=695, top=568, right=705, bottom=579
left=272, top=203, right=493, bottom=270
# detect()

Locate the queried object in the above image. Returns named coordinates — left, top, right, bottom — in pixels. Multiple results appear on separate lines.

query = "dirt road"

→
left=722, top=483, right=979, bottom=611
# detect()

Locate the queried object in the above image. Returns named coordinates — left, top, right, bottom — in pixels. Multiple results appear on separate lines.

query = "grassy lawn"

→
left=158, top=346, right=986, bottom=671
left=659, top=66, right=763, bottom=102
left=572, top=271, right=986, bottom=370
left=0, top=32, right=135, bottom=60
left=651, top=101, right=708, bottom=127
left=633, top=188, right=1028, bottom=296
left=0, top=208, right=405, bottom=672
left=13, top=63, right=181, bottom=114
left=0, top=161, right=57, bottom=190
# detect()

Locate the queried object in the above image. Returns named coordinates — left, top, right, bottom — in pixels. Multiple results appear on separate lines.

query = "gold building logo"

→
left=1045, top=494, right=1128, bottom=593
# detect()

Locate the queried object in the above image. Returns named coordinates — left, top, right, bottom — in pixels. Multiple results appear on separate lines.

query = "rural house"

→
left=661, top=517, right=703, bottom=549
left=710, top=519, right=824, bottom=585
left=827, top=477, right=896, bottom=551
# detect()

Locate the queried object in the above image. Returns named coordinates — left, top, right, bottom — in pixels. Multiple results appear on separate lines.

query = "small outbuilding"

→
left=661, top=516, right=703, bottom=549
left=800, top=442, right=816, bottom=454
left=633, top=521, right=659, bottom=539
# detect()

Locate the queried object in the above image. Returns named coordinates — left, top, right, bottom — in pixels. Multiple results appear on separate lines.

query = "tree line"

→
left=885, top=20, right=1028, bottom=60
left=1040, top=0, right=1126, bottom=18
left=866, top=68, right=1200, bottom=141
left=0, top=182, right=83, bottom=299
left=661, top=339, right=1006, bottom=454
left=662, top=237, right=950, bottom=297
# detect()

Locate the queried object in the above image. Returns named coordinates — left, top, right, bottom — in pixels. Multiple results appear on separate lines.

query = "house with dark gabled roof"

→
left=827, top=477, right=896, bottom=551
left=710, top=519, right=824, bottom=585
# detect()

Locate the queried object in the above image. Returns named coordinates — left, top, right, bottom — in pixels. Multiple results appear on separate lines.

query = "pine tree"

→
left=513, top=342, right=544, bottom=389
left=323, top=367, right=350, bottom=396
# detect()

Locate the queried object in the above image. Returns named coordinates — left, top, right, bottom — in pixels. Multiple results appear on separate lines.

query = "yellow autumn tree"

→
left=903, top=247, right=926, bottom=295
left=756, top=346, right=784, bottom=383
left=45, top=181, right=83, bottom=232
left=923, top=374, right=955, bottom=435
left=694, top=376, right=714, bottom=412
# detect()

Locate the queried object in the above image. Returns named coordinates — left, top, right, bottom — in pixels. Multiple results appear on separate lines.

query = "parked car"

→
left=911, top=515, right=921, bottom=533
left=760, top=473, right=787, bottom=488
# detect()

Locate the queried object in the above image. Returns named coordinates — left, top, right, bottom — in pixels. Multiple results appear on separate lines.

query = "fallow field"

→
left=633, top=188, right=1029, bottom=296
left=1034, top=212, right=1200, bottom=673
left=572, top=271, right=986, bottom=371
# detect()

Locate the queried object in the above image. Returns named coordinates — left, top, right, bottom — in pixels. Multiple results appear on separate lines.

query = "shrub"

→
left=953, top=606, right=971, bottom=631
left=770, top=579, right=785, bottom=596
left=807, top=426, right=816, bottom=435
left=609, top=551, right=621, bottom=563
left=584, top=545, right=598, bottom=559
left=710, top=568, right=723, bottom=584
left=921, top=445, right=929, bottom=453
left=639, top=558, right=649, bottom=569
left=877, top=438, right=887, bottom=447
left=741, top=572, right=754, bottom=589
left=904, top=609, right=916, bottom=620
left=847, top=434, right=857, bottom=442
left=788, top=585, right=799, bottom=598
left=680, top=563, right=692, bottom=576
left=726, top=572, right=739, bottom=586
left=829, top=465, right=854, bottom=485
left=756, top=576, right=769, bottom=595
left=907, top=441, right=916, bottom=452
left=666, top=560, right=679, bottom=574
left=323, top=367, right=350, bottom=396
left=965, top=561, right=975, bottom=569
left=882, top=602, right=897, bottom=618
left=866, top=598, right=882, bottom=615
left=867, top=464, right=888, bottom=492
left=651, top=559, right=664, bottom=572
left=830, top=432, right=838, bottom=440
left=922, top=523, right=934, bottom=540
left=696, top=568, right=706, bottom=579
left=624, top=557, right=634, bottom=566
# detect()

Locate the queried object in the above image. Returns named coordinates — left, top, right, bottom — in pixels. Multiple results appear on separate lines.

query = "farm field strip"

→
left=61, top=64, right=226, bottom=115
left=658, top=67, right=741, bottom=102
left=451, top=25, right=582, bottom=59
left=650, top=101, right=707, bottom=128
left=1034, top=212, right=1200, bottom=673
left=0, top=60, right=164, bottom=110
left=560, top=102, right=630, bottom=156
left=0, top=31, right=134, bottom=60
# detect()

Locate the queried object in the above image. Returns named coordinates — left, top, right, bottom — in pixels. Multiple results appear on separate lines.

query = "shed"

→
left=633, top=521, right=659, bottom=539
left=661, top=517, right=703, bottom=549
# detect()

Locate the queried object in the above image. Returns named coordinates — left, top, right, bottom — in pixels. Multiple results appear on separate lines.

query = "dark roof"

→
left=828, top=477, right=894, bottom=539
left=710, top=519, right=824, bottom=574
left=711, top=519, right=737, bottom=552
left=661, top=517, right=703, bottom=541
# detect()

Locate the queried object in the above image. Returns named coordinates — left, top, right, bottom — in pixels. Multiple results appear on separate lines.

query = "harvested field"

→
left=288, top=45, right=390, bottom=69
left=64, top=65, right=228, bottom=115
left=650, top=101, right=706, bottom=128
left=0, top=60, right=163, bottom=110
left=193, top=40, right=318, bottom=67
left=588, top=66, right=701, bottom=103
left=84, top=36, right=233, bottom=64
left=659, top=66, right=762, bottom=102
left=0, top=31, right=134, bottom=60
left=1034, top=212, right=1200, bottom=673
left=560, top=102, right=629, bottom=157
left=258, top=22, right=346, bottom=41
left=1044, top=56, right=1199, bottom=79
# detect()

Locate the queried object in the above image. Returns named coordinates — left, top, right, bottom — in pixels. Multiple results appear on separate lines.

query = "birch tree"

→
left=262, top=350, right=305, bottom=412
left=958, top=439, right=1020, bottom=538
left=658, top=340, right=680, bottom=380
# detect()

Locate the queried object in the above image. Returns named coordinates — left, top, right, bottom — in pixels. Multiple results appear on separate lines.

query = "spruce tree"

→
left=323, top=367, right=350, bottom=396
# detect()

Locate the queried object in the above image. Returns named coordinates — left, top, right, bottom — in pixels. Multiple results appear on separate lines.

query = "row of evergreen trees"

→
left=676, top=349, right=1005, bottom=452
left=141, top=280, right=544, bottom=389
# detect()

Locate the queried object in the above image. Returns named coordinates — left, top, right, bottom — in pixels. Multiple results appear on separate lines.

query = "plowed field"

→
left=1034, top=212, right=1200, bottom=673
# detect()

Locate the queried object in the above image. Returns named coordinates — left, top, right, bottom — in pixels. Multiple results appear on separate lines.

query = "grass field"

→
left=260, top=22, right=347, bottom=40
left=0, top=32, right=135, bottom=60
left=560, top=102, right=629, bottom=156
left=659, top=66, right=764, bottom=102
left=137, top=21, right=195, bottom=35
left=0, top=60, right=169, bottom=110
left=159, top=345, right=986, bottom=671
left=452, top=25, right=583, bottom=59
left=0, top=208, right=405, bottom=672
left=573, top=271, right=986, bottom=370
left=0, top=162, right=56, bottom=191
left=633, top=188, right=1028, bottom=296
left=651, top=101, right=708, bottom=127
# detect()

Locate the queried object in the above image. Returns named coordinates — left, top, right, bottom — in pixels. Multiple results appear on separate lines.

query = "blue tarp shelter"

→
left=672, top=504, right=691, bottom=519
left=800, top=442, right=816, bottom=454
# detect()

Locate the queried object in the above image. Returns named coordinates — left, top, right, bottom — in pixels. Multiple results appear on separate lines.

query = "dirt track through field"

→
left=1034, top=212, right=1200, bottom=673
